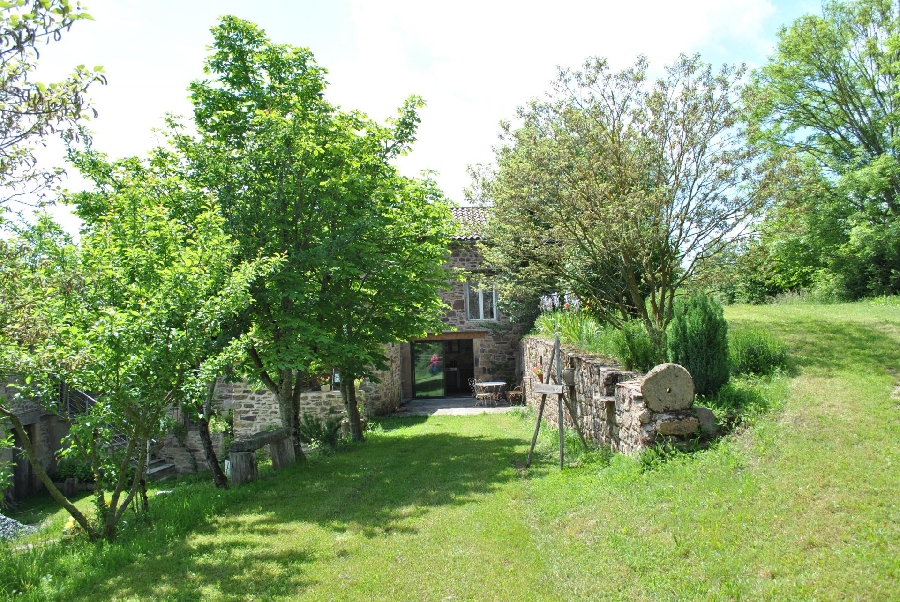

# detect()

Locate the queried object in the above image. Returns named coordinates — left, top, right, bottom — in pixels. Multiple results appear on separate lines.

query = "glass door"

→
left=413, top=341, right=445, bottom=398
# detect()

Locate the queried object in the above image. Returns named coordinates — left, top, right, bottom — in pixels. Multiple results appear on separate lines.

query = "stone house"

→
left=397, top=207, right=525, bottom=399
left=224, top=206, right=525, bottom=445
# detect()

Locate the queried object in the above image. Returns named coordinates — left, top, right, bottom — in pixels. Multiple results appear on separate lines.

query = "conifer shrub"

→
left=666, top=292, right=730, bottom=396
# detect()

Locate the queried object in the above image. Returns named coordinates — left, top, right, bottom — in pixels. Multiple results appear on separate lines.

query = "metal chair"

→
left=468, top=377, right=478, bottom=398
left=474, top=381, right=495, bottom=407
left=506, top=383, right=524, bottom=405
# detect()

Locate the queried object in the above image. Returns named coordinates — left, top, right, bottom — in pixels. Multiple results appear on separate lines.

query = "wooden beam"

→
left=412, top=331, right=486, bottom=341
left=533, top=382, right=565, bottom=395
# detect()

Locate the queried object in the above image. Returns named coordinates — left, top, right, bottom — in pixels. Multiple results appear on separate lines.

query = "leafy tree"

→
left=749, top=0, right=900, bottom=298
left=474, top=55, right=768, bottom=346
left=182, top=17, right=453, bottom=447
left=0, top=151, right=259, bottom=541
left=0, top=0, right=104, bottom=210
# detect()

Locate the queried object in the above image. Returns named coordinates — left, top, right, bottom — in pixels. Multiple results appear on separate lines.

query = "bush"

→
left=666, top=292, right=730, bottom=396
left=49, top=458, right=94, bottom=483
left=297, top=413, right=342, bottom=452
left=730, top=328, right=788, bottom=376
left=613, top=320, right=664, bottom=372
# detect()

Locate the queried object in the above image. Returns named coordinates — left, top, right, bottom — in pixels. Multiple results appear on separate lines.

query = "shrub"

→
left=297, top=413, right=342, bottom=452
left=666, top=292, right=730, bottom=396
left=730, top=328, right=788, bottom=376
left=613, top=320, right=664, bottom=372
left=49, top=458, right=94, bottom=483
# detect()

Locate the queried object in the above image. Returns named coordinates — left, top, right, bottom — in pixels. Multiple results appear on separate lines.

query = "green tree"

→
left=0, top=0, right=104, bottom=210
left=182, top=17, right=453, bottom=447
left=474, top=55, right=768, bottom=346
left=0, top=151, right=259, bottom=540
left=749, top=0, right=900, bottom=298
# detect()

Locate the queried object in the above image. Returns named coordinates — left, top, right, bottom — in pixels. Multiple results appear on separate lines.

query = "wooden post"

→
left=269, top=437, right=295, bottom=470
left=555, top=336, right=564, bottom=470
left=229, top=451, right=257, bottom=486
left=526, top=341, right=560, bottom=469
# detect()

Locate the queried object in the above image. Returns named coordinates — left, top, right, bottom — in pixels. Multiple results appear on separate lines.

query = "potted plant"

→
left=532, top=364, right=544, bottom=381
left=317, top=375, right=332, bottom=392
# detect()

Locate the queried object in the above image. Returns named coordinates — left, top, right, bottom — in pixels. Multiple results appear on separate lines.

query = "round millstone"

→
left=641, top=363, right=694, bottom=412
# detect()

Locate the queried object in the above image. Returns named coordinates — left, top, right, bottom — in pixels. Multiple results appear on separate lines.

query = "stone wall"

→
left=155, top=430, right=225, bottom=475
left=362, top=342, right=402, bottom=415
left=1, top=378, right=68, bottom=500
left=523, top=337, right=710, bottom=454
left=216, top=381, right=350, bottom=440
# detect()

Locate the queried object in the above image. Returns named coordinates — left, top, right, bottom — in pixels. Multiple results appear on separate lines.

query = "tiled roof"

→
left=451, top=206, right=488, bottom=240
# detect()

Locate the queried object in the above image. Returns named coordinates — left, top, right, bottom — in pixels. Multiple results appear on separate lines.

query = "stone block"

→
left=641, top=364, right=694, bottom=412
left=657, top=416, right=699, bottom=436
left=693, top=406, right=717, bottom=435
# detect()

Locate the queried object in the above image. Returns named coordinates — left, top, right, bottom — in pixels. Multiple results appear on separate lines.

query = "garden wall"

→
left=215, top=381, right=353, bottom=440
left=155, top=430, right=225, bottom=475
left=523, top=337, right=712, bottom=454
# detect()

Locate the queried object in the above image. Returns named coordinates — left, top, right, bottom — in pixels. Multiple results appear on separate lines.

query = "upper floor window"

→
left=466, top=281, right=496, bottom=321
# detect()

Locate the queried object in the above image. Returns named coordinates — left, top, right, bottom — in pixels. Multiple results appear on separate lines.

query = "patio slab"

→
left=396, top=396, right=517, bottom=416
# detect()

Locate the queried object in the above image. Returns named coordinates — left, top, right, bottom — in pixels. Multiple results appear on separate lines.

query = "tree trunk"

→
left=341, top=379, right=364, bottom=442
left=199, top=378, right=229, bottom=489
left=198, top=417, right=229, bottom=489
left=229, top=451, right=257, bottom=486
left=2, top=411, right=97, bottom=539
left=247, top=347, right=305, bottom=461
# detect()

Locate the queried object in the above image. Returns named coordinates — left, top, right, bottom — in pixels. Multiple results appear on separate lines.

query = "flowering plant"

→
left=532, top=364, right=544, bottom=379
left=316, top=375, right=331, bottom=386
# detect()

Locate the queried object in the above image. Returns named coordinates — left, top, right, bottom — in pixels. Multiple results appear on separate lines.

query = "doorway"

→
left=412, top=339, right=475, bottom=398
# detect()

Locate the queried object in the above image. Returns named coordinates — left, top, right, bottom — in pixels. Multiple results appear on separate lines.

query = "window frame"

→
left=465, top=280, right=498, bottom=321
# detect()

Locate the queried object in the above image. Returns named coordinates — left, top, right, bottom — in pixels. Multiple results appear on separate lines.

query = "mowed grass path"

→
left=4, top=303, right=900, bottom=600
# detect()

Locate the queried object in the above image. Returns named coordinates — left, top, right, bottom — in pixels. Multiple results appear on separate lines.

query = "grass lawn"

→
left=2, top=302, right=899, bottom=600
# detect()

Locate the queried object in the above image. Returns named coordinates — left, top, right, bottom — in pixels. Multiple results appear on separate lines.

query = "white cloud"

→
left=21, top=0, right=813, bottom=220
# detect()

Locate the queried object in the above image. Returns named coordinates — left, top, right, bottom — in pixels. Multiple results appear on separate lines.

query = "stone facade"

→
left=216, top=381, right=349, bottom=440
left=400, top=240, right=526, bottom=400
left=523, top=337, right=709, bottom=454
left=362, top=342, right=403, bottom=415
left=155, top=430, right=225, bottom=475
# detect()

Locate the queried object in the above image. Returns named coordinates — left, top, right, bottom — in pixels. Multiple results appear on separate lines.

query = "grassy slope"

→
left=3, top=302, right=899, bottom=601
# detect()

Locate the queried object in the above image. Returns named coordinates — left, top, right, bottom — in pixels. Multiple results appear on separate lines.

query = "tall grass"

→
left=730, top=328, right=788, bottom=376
left=532, top=311, right=661, bottom=371
left=532, top=311, right=619, bottom=361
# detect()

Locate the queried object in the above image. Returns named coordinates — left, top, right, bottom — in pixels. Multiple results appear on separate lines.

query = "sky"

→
left=30, top=0, right=820, bottom=227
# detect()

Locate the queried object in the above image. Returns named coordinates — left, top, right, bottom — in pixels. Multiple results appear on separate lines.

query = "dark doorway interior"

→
left=412, top=339, right=474, bottom=398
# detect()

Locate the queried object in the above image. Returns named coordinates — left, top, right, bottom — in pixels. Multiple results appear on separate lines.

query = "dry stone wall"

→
left=362, top=342, right=402, bottom=415
left=215, top=381, right=364, bottom=440
left=524, top=337, right=711, bottom=454
left=156, top=431, right=225, bottom=475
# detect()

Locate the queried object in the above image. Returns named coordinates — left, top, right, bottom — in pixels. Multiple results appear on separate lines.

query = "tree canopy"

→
left=1, top=150, right=261, bottom=540
left=746, top=0, right=900, bottom=299
left=0, top=0, right=104, bottom=210
left=474, top=55, right=768, bottom=342
left=182, top=17, right=453, bottom=446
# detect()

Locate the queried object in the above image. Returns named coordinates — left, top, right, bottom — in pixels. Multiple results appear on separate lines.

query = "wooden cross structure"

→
left=526, top=336, right=566, bottom=469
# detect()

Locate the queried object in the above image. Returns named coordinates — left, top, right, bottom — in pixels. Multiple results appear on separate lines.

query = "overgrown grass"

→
left=532, top=310, right=620, bottom=361
left=730, top=327, right=789, bottom=376
left=2, top=302, right=899, bottom=600
left=532, top=311, right=660, bottom=370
